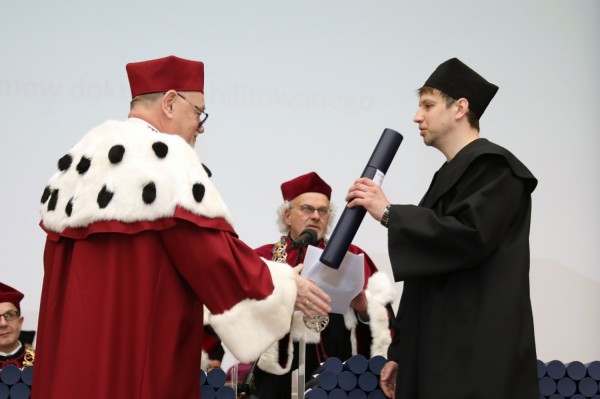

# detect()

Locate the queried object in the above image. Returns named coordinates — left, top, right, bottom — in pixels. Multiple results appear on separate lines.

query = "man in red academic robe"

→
left=33, top=56, right=330, bottom=399
left=0, top=282, right=34, bottom=369
left=252, top=172, right=396, bottom=399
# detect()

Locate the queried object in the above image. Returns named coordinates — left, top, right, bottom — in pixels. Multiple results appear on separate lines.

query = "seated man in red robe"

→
left=0, top=282, right=34, bottom=369
left=252, top=171, right=397, bottom=399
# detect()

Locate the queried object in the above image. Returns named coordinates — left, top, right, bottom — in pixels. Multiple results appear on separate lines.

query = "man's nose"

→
left=413, top=111, right=423, bottom=123
left=310, top=209, right=323, bottom=219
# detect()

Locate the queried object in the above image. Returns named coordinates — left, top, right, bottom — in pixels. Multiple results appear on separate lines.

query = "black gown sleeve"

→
left=388, top=155, right=528, bottom=280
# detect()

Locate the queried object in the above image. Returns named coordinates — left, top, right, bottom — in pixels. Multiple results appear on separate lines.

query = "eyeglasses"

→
left=177, top=93, right=209, bottom=127
left=0, top=310, right=20, bottom=322
left=297, top=204, right=330, bottom=217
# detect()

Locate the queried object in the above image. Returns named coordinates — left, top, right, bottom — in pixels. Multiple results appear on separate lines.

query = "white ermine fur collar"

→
left=40, top=120, right=232, bottom=232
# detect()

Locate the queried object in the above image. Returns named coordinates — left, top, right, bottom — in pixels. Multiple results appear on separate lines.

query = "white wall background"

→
left=0, top=0, right=598, bottom=362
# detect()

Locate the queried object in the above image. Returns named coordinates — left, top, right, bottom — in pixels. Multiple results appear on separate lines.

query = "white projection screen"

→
left=1, top=0, right=598, bottom=362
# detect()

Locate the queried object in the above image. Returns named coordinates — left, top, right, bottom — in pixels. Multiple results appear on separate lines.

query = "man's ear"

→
left=455, top=98, right=470, bottom=119
left=161, top=90, right=177, bottom=118
left=284, top=206, right=294, bottom=227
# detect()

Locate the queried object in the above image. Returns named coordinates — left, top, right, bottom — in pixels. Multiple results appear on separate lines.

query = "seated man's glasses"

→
left=0, top=310, right=20, bottom=321
left=298, top=205, right=330, bottom=217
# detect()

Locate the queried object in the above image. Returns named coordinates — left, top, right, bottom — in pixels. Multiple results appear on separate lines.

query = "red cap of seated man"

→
left=0, top=282, right=24, bottom=312
left=281, top=172, right=332, bottom=202
left=126, top=55, right=205, bottom=98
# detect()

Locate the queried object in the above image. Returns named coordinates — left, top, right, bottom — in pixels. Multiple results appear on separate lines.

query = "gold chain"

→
left=23, top=346, right=35, bottom=368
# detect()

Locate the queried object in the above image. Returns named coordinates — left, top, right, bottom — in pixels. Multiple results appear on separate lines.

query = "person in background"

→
left=346, top=58, right=538, bottom=398
left=0, top=282, right=34, bottom=369
left=33, top=55, right=330, bottom=399
left=201, top=306, right=225, bottom=372
left=252, top=171, right=396, bottom=398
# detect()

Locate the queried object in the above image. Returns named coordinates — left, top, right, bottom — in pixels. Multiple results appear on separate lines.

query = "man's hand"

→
left=345, top=177, right=390, bottom=222
left=294, top=264, right=331, bottom=318
left=380, top=360, right=398, bottom=398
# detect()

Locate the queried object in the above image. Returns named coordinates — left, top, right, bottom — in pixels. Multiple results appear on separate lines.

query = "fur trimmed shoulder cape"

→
left=40, top=119, right=232, bottom=233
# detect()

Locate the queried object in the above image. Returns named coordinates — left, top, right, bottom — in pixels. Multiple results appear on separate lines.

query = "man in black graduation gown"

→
left=345, top=58, right=539, bottom=398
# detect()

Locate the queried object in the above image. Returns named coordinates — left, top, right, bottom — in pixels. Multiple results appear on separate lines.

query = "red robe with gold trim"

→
left=252, top=236, right=396, bottom=399
left=0, top=343, right=31, bottom=369
left=33, top=120, right=297, bottom=399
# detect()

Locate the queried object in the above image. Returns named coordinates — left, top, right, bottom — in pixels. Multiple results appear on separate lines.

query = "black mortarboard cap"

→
left=423, top=58, right=499, bottom=118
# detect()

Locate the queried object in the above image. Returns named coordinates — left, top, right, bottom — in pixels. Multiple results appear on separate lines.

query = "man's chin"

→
left=306, top=228, right=324, bottom=240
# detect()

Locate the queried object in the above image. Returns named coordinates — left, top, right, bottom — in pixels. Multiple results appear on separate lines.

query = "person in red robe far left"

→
left=0, top=282, right=34, bottom=369
left=33, top=55, right=331, bottom=399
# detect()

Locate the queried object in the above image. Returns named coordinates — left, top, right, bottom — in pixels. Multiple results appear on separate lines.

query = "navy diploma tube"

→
left=320, top=128, right=403, bottom=269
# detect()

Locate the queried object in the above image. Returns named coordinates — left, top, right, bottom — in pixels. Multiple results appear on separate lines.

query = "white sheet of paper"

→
left=301, top=245, right=365, bottom=314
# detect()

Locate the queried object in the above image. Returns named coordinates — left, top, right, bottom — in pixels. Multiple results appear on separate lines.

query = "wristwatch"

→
left=380, top=204, right=391, bottom=228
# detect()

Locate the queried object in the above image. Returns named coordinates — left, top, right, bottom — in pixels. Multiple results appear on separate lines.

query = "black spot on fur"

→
left=76, top=156, right=91, bottom=175
left=142, top=182, right=156, bottom=204
left=152, top=142, right=168, bottom=158
left=202, top=163, right=212, bottom=177
left=48, top=189, right=59, bottom=211
left=97, top=185, right=114, bottom=209
left=41, top=186, right=51, bottom=204
left=65, top=198, right=73, bottom=216
left=192, top=183, right=205, bottom=203
left=108, top=145, right=125, bottom=164
left=58, top=154, right=72, bottom=171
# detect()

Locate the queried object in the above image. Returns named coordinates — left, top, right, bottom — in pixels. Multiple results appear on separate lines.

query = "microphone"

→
left=290, top=229, right=319, bottom=249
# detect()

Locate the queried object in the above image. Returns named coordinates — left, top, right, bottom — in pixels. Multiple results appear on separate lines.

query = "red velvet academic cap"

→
left=423, top=58, right=498, bottom=119
left=281, top=172, right=332, bottom=201
left=126, top=55, right=204, bottom=98
left=0, top=282, right=24, bottom=312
